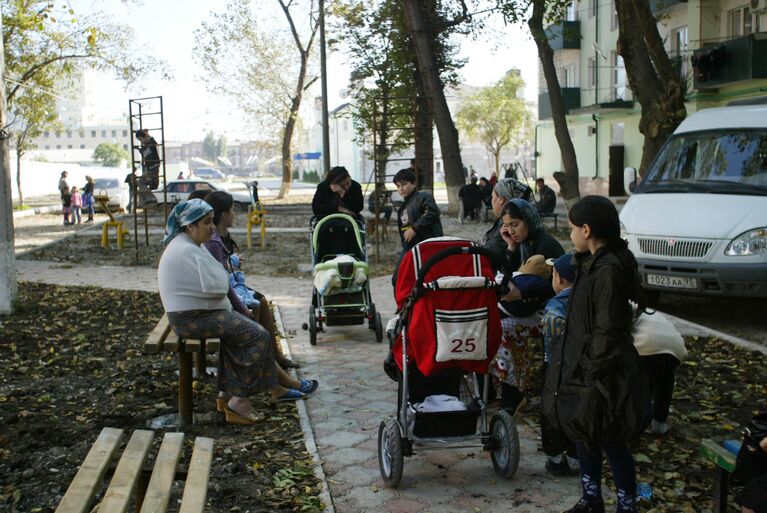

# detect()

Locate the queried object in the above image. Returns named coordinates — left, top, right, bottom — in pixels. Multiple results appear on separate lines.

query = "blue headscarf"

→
left=163, top=199, right=213, bottom=245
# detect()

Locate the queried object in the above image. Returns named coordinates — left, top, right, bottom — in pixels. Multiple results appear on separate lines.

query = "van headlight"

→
left=620, top=221, right=628, bottom=241
left=725, top=228, right=767, bottom=256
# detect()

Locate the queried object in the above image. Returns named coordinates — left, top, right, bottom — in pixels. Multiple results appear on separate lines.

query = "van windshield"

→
left=637, top=129, right=767, bottom=195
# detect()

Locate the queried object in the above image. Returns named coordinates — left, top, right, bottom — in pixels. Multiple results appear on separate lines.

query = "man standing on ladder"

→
left=135, top=129, right=160, bottom=207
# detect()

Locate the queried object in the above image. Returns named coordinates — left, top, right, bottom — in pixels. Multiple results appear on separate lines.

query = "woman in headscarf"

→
left=311, top=166, right=363, bottom=220
left=489, top=198, right=564, bottom=416
left=158, top=199, right=318, bottom=425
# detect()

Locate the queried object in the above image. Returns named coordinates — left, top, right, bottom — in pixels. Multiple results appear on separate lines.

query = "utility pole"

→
left=319, top=0, right=331, bottom=175
left=0, top=12, right=17, bottom=314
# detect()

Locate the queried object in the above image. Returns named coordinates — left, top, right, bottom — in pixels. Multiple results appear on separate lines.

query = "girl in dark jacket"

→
left=544, top=196, right=650, bottom=513
left=311, top=166, right=363, bottom=220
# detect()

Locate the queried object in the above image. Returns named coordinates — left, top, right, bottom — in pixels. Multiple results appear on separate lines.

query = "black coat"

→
left=459, top=183, right=483, bottom=209
left=542, top=245, right=651, bottom=444
left=397, top=190, right=443, bottom=250
left=311, top=180, right=364, bottom=219
left=536, top=185, right=556, bottom=214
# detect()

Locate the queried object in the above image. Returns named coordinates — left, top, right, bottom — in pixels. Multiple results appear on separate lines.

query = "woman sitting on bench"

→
left=158, top=199, right=318, bottom=425
left=203, top=190, right=297, bottom=370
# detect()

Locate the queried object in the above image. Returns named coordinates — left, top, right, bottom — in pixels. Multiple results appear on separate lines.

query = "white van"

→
left=619, top=102, right=767, bottom=299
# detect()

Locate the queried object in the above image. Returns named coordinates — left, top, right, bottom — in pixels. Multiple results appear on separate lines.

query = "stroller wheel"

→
left=368, top=303, right=377, bottom=330
left=374, top=312, right=383, bottom=343
left=489, top=410, right=520, bottom=478
left=309, top=306, right=318, bottom=346
left=378, top=417, right=404, bottom=487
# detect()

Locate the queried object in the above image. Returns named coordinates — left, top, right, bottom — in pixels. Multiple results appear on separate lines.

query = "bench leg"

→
left=178, top=351, right=194, bottom=425
left=134, top=470, right=151, bottom=513
left=713, top=467, right=729, bottom=513
left=193, top=342, right=206, bottom=378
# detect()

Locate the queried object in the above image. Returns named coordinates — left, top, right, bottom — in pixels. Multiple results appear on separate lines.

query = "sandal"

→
left=298, top=379, right=319, bottom=395
left=269, top=388, right=305, bottom=405
left=224, top=406, right=261, bottom=425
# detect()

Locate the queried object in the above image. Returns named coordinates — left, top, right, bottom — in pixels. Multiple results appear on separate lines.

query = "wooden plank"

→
left=185, top=339, right=201, bottom=352
left=179, top=437, right=215, bottom=513
left=163, top=335, right=180, bottom=353
left=138, top=432, right=184, bottom=513
left=143, top=316, right=171, bottom=354
left=205, top=339, right=220, bottom=353
left=700, top=439, right=737, bottom=473
left=99, top=430, right=154, bottom=513
left=55, top=428, right=125, bottom=513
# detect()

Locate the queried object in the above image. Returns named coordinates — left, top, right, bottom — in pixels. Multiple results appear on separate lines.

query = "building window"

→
left=111, top=130, right=117, bottom=137
left=612, top=52, right=627, bottom=100
left=56, top=145, right=61, bottom=149
left=589, top=0, right=596, bottom=18
left=55, top=131, right=61, bottom=138
left=588, top=57, right=597, bottom=88
left=80, top=144, right=85, bottom=149
left=67, top=144, right=73, bottom=149
left=122, top=130, right=128, bottom=137
left=45, top=145, right=50, bottom=149
left=91, top=130, right=96, bottom=137
left=563, top=65, right=578, bottom=87
left=66, top=130, right=72, bottom=138
left=123, top=144, right=128, bottom=150
left=566, top=2, right=578, bottom=21
left=611, top=123, right=625, bottom=145
left=612, top=8, right=618, bottom=31
left=101, top=130, right=107, bottom=137
left=44, top=131, right=49, bottom=138
left=729, top=6, right=752, bottom=37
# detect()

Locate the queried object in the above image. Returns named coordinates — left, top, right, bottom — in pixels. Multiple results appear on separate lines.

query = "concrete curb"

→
left=661, top=310, right=767, bottom=355
left=13, top=204, right=61, bottom=218
left=273, top=305, right=336, bottom=513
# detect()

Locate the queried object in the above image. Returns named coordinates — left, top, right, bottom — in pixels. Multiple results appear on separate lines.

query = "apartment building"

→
left=535, top=0, right=767, bottom=195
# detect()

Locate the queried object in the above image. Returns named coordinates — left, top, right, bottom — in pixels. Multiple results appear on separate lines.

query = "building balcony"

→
left=692, top=33, right=767, bottom=90
left=545, top=21, right=580, bottom=51
left=538, top=88, right=581, bottom=119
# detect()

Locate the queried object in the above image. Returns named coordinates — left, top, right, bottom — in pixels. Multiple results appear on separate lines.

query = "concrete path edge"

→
left=661, top=310, right=767, bottom=355
left=273, top=304, right=336, bottom=513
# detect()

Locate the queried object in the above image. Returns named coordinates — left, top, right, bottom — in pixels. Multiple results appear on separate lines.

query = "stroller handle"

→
left=414, top=245, right=503, bottom=293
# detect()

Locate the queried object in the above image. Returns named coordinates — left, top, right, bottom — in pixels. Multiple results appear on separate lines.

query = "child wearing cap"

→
left=540, top=253, right=579, bottom=476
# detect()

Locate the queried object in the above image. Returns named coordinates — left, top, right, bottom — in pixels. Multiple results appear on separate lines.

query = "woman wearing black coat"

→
left=311, top=166, right=363, bottom=220
left=542, top=196, right=650, bottom=513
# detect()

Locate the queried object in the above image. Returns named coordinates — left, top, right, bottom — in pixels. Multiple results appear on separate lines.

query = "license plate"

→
left=646, top=273, right=698, bottom=290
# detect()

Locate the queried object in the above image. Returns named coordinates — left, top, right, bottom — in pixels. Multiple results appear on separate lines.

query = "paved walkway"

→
left=15, top=259, right=582, bottom=512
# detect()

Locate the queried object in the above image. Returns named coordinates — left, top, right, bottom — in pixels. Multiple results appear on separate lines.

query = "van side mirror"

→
left=624, top=167, right=637, bottom=195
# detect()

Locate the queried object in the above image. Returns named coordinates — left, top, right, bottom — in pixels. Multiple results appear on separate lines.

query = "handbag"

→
left=732, top=412, right=767, bottom=485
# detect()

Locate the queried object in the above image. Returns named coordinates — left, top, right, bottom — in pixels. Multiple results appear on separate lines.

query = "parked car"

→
left=91, top=177, right=128, bottom=212
left=620, top=101, right=767, bottom=301
left=153, top=179, right=253, bottom=210
left=193, top=168, right=225, bottom=180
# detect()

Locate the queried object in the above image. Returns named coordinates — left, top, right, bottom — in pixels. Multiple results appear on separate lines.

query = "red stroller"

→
left=377, top=238, right=521, bottom=487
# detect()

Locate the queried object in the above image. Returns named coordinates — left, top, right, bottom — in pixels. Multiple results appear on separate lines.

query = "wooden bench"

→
left=700, top=438, right=741, bottom=513
left=540, top=212, right=559, bottom=231
left=143, top=314, right=220, bottom=425
left=55, top=427, right=214, bottom=513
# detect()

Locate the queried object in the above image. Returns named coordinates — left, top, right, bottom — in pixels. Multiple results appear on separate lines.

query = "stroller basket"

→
left=413, top=403, right=481, bottom=438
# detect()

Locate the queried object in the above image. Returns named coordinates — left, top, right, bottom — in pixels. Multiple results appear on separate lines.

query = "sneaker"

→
left=562, top=497, right=605, bottom=513
left=651, top=419, right=668, bottom=435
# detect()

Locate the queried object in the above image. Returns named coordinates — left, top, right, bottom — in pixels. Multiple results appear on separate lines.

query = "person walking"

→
left=543, top=196, right=650, bottom=513
left=82, top=176, right=95, bottom=223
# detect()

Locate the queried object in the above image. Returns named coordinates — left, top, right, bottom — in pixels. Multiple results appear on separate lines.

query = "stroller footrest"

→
left=412, top=408, right=480, bottom=438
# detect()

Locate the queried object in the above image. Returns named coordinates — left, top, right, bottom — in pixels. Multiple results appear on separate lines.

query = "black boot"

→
left=562, top=496, right=605, bottom=513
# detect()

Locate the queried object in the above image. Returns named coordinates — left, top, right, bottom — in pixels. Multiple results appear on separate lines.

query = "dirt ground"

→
left=0, top=283, right=322, bottom=513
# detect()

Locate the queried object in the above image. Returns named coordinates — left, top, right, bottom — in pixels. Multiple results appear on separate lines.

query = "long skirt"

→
left=167, top=309, right=277, bottom=397
left=489, top=313, right=543, bottom=392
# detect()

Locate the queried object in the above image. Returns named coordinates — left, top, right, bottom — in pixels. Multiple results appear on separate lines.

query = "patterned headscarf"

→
left=494, top=178, right=531, bottom=201
left=163, top=199, right=213, bottom=245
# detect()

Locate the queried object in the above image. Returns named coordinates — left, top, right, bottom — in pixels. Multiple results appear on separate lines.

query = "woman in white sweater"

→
left=158, top=199, right=318, bottom=425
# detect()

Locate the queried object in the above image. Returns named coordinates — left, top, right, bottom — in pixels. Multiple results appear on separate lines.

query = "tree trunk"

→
left=278, top=51, right=309, bottom=199
left=615, top=0, right=686, bottom=176
left=401, top=0, right=463, bottom=213
left=414, top=71, right=434, bottom=193
left=493, top=147, right=501, bottom=178
left=0, top=14, right=17, bottom=315
left=15, top=145, right=23, bottom=207
left=529, top=0, right=580, bottom=202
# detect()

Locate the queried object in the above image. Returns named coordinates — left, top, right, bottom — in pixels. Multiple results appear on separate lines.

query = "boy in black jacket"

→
left=394, top=168, right=442, bottom=252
